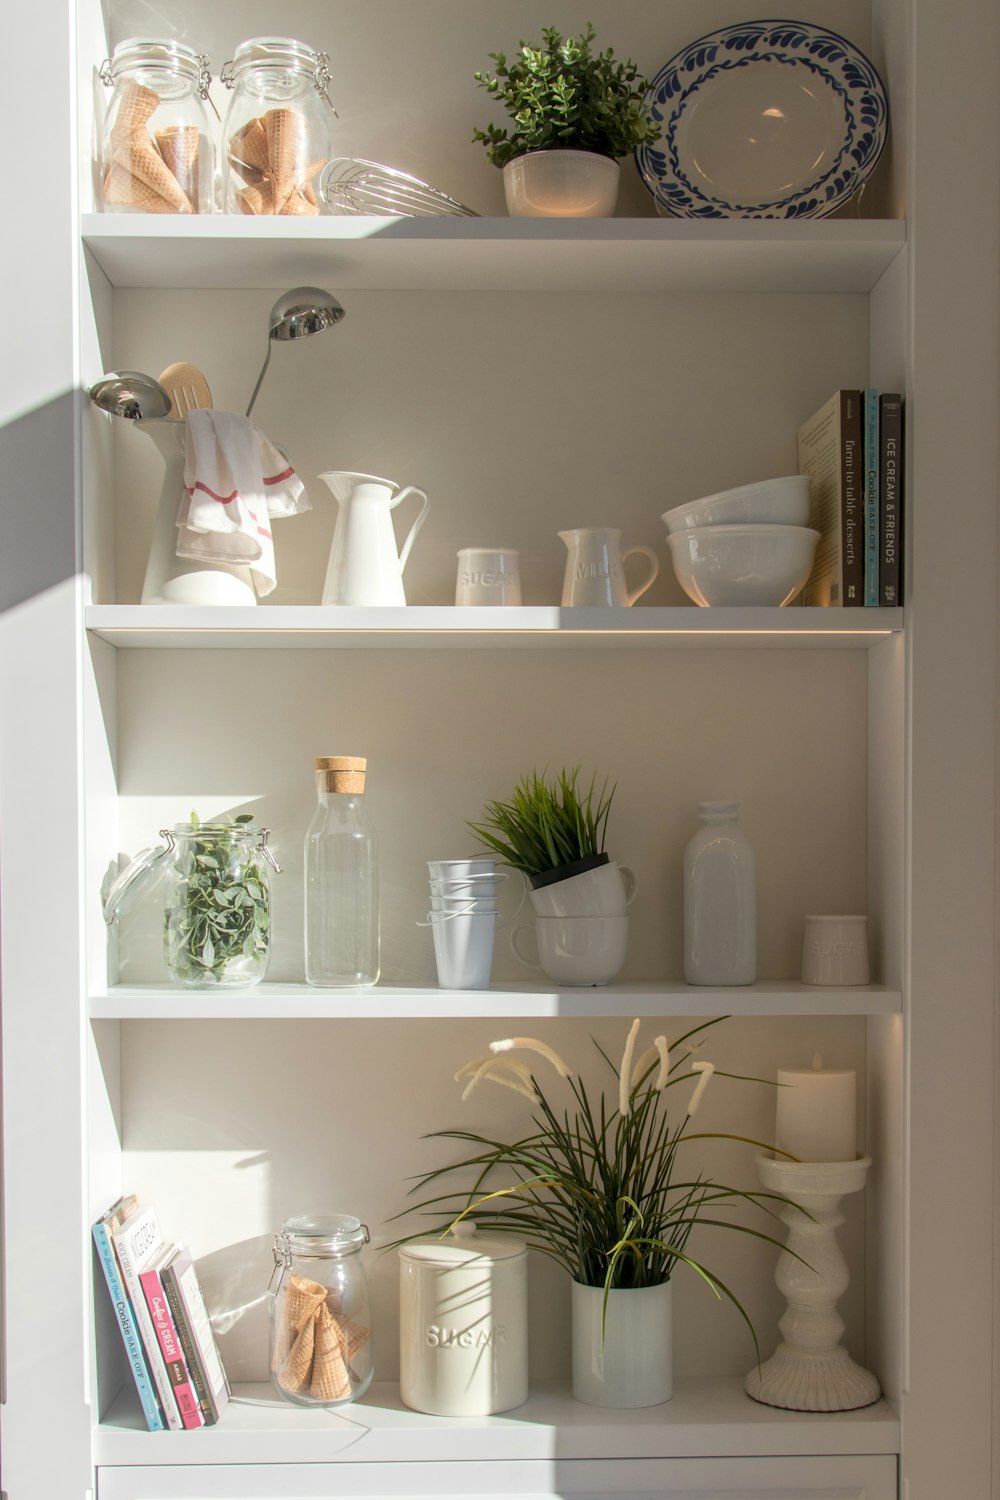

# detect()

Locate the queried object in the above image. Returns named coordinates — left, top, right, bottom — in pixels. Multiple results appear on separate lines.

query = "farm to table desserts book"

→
left=798, top=390, right=864, bottom=607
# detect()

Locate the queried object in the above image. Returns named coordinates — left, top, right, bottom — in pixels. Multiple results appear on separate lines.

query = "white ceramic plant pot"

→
left=529, top=860, right=637, bottom=918
left=502, top=150, right=620, bottom=217
left=572, top=1281, right=673, bottom=1407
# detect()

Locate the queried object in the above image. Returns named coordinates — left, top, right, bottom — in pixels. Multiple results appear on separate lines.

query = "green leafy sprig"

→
left=472, top=23, right=659, bottom=169
left=467, top=766, right=615, bottom=879
left=164, top=811, right=270, bottom=984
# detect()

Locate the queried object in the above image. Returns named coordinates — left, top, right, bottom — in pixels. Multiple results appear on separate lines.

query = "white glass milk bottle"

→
left=305, top=757, right=380, bottom=986
left=683, top=801, right=756, bottom=986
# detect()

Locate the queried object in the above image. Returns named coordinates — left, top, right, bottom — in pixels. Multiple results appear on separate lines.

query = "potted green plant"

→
left=468, top=767, right=633, bottom=927
left=472, top=22, right=659, bottom=217
left=397, top=1018, right=791, bottom=1407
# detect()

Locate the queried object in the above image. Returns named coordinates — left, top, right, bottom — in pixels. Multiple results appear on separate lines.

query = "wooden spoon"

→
left=158, top=361, right=213, bottom=419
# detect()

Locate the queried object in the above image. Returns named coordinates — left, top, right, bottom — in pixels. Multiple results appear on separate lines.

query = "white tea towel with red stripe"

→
left=176, top=409, right=310, bottom=596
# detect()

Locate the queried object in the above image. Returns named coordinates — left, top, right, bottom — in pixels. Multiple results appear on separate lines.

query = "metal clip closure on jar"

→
left=269, top=1215, right=373, bottom=1408
left=102, top=820, right=281, bottom=989
left=100, top=39, right=215, bottom=214
left=398, top=1228, right=529, bottom=1416
left=220, top=37, right=336, bottom=216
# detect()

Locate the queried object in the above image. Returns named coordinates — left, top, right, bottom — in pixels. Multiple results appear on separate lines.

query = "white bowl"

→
left=661, top=475, right=812, bottom=533
left=666, top=524, right=821, bottom=607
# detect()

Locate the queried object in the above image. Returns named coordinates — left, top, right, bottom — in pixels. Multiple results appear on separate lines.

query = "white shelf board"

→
left=86, top=605, right=903, bottom=650
left=81, top=214, right=905, bottom=294
left=95, top=1377, right=900, bottom=1465
left=90, top=980, right=902, bottom=1020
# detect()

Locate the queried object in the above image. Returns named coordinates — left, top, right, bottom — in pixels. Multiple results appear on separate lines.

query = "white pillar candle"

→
left=775, top=1053, right=857, bottom=1163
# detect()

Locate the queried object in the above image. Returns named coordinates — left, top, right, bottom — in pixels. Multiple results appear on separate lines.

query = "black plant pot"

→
left=529, top=851, right=610, bottom=891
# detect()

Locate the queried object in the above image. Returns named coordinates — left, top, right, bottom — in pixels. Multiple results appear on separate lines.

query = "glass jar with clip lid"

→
left=269, top=1215, right=373, bottom=1407
left=100, top=38, right=215, bottom=214
left=221, top=37, right=336, bottom=215
left=103, top=815, right=281, bottom=988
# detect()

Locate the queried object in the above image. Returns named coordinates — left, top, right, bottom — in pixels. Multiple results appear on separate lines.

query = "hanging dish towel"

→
left=177, top=408, right=310, bottom=596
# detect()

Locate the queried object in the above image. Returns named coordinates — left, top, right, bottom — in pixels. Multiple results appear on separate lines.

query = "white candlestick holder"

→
left=744, top=1153, right=881, bottom=1412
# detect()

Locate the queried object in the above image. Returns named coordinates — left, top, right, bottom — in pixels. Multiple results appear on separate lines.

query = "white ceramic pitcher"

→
left=319, top=471, right=430, bottom=606
left=559, top=527, right=659, bottom=607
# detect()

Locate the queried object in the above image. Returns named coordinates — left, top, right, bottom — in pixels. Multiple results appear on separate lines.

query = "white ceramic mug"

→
left=455, top=548, right=522, bottom=606
left=559, top=527, right=659, bottom=607
left=529, top=861, right=637, bottom=918
left=801, top=914, right=870, bottom=985
left=511, top=914, right=628, bottom=986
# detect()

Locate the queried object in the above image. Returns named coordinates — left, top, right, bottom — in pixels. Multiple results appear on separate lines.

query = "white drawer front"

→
left=98, top=1455, right=897, bottom=1500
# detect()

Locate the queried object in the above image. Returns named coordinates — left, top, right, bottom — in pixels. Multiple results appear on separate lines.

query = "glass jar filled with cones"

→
left=221, top=38, right=335, bottom=216
left=100, top=39, right=215, bottom=214
left=269, top=1215, right=373, bottom=1407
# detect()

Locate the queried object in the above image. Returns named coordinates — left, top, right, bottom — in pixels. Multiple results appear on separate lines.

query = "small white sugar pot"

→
left=398, top=1229, right=528, bottom=1416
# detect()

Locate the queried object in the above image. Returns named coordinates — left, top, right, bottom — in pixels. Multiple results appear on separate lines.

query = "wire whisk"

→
left=319, top=158, right=479, bottom=217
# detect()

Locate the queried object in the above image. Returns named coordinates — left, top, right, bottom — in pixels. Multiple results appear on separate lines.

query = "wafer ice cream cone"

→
left=229, top=118, right=270, bottom=182
left=237, top=183, right=273, bottom=215
left=302, top=160, right=325, bottom=208
left=156, top=125, right=200, bottom=208
left=334, top=1313, right=370, bottom=1364
left=280, top=190, right=318, bottom=216
left=109, top=78, right=159, bottom=143
left=103, top=162, right=178, bottom=214
left=271, top=1274, right=327, bottom=1370
left=111, top=133, right=192, bottom=213
left=278, top=1309, right=317, bottom=1394
left=310, top=1302, right=352, bottom=1402
left=264, top=108, right=306, bottom=214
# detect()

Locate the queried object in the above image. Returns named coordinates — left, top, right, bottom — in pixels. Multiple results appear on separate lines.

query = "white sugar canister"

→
left=398, top=1231, right=528, bottom=1415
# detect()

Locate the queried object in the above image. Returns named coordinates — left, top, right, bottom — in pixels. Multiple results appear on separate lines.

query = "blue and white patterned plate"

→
left=636, top=19, right=889, bottom=219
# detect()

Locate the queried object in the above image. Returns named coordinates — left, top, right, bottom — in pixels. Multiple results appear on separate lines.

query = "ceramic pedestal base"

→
left=745, top=1154, right=881, bottom=1412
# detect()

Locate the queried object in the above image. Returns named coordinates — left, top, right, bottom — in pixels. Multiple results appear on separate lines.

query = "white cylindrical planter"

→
left=502, top=151, right=620, bottom=217
left=571, top=1281, right=672, bottom=1408
left=398, top=1234, right=527, bottom=1416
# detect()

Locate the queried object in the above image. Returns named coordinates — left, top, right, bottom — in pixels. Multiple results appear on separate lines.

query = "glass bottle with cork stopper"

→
left=304, top=757, right=380, bottom=987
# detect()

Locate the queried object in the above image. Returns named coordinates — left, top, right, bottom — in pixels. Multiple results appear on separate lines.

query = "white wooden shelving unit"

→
left=2, top=2, right=999, bottom=1499
left=90, top=980, right=904, bottom=1021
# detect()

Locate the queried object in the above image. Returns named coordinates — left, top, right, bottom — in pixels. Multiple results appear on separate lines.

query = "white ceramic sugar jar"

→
left=398, top=1231, right=528, bottom=1416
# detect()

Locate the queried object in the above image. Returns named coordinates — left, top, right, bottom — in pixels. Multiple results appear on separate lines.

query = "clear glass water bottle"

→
left=683, top=801, right=756, bottom=986
left=305, top=757, right=380, bottom=986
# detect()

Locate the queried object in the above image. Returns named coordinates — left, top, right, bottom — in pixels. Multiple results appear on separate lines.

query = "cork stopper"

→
left=315, top=756, right=367, bottom=793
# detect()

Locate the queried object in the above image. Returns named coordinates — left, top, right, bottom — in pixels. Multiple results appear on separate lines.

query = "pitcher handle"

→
left=619, top=865, right=638, bottom=909
left=622, top=546, right=660, bottom=606
left=391, top=486, right=431, bottom=573
left=510, top=923, right=543, bottom=971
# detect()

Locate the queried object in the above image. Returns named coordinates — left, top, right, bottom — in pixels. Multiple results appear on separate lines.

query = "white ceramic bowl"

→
left=661, top=475, right=812, bottom=533
left=666, top=524, right=821, bottom=607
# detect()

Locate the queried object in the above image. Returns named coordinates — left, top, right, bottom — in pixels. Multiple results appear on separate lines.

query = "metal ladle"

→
left=88, top=370, right=173, bottom=422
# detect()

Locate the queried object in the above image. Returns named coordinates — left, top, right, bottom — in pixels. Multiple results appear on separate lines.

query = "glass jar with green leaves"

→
left=163, top=816, right=279, bottom=986
left=104, top=813, right=281, bottom=988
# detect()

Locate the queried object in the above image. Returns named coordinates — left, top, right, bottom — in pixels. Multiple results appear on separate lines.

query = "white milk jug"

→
left=319, top=471, right=430, bottom=606
left=559, top=526, right=659, bottom=607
